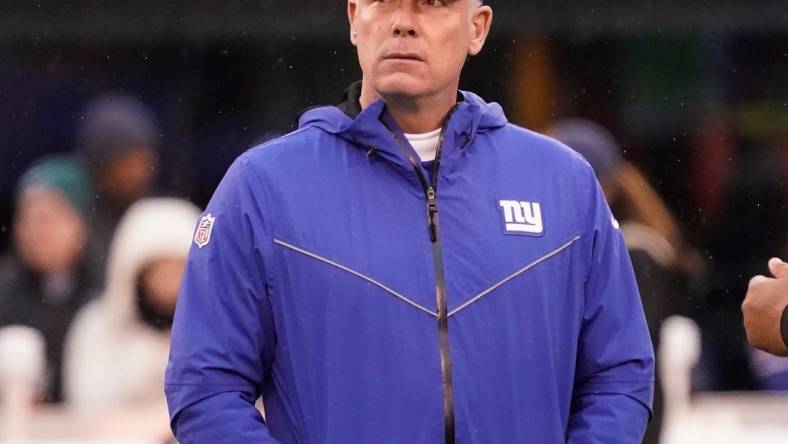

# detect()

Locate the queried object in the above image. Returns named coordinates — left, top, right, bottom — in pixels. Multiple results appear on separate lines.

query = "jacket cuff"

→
left=782, top=305, right=788, bottom=348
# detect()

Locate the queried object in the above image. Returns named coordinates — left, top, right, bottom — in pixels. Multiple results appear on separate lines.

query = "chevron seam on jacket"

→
left=448, top=234, right=583, bottom=317
left=273, top=238, right=438, bottom=318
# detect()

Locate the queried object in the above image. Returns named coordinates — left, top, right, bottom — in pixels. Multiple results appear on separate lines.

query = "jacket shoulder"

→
left=241, top=126, right=329, bottom=164
left=499, top=123, right=589, bottom=165
left=225, top=127, right=345, bottom=191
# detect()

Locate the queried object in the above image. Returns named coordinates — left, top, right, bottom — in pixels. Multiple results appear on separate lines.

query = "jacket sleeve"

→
left=164, top=155, right=280, bottom=443
left=566, top=166, right=655, bottom=444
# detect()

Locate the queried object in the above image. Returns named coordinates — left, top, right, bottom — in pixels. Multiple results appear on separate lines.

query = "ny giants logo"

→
left=498, top=200, right=544, bottom=236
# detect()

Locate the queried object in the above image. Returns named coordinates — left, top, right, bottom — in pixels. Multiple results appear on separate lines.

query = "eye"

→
left=423, top=0, right=448, bottom=6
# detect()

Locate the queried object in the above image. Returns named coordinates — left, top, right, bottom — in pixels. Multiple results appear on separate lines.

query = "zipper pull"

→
left=427, top=187, right=438, bottom=243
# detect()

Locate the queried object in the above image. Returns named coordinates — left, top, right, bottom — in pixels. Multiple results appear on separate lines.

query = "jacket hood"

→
left=100, top=198, right=201, bottom=329
left=299, top=85, right=508, bottom=140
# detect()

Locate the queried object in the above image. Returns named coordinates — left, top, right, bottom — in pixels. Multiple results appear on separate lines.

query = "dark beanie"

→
left=16, top=155, right=92, bottom=217
left=76, top=94, right=159, bottom=171
left=549, top=118, right=624, bottom=181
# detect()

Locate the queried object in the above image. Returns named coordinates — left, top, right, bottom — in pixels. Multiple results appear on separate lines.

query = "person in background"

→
left=732, top=130, right=788, bottom=390
left=64, top=198, right=199, bottom=417
left=76, top=93, right=161, bottom=284
left=743, top=257, right=788, bottom=390
left=550, top=118, right=701, bottom=444
left=0, top=155, right=97, bottom=403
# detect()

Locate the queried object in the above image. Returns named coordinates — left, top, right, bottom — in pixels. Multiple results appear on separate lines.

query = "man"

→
left=165, top=1, right=654, bottom=443
left=743, top=258, right=788, bottom=357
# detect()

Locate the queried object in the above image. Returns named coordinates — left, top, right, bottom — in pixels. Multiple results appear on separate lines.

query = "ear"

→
left=348, top=0, right=359, bottom=46
left=468, top=5, right=493, bottom=56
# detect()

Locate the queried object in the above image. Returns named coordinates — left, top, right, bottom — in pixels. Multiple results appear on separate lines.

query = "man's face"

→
left=349, top=0, right=491, bottom=101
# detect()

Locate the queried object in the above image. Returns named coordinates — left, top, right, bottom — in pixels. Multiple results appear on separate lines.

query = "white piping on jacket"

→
left=273, top=238, right=438, bottom=318
left=273, top=234, right=582, bottom=319
left=447, top=235, right=582, bottom=317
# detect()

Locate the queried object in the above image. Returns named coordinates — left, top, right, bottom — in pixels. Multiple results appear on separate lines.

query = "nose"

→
left=391, top=3, right=417, bottom=37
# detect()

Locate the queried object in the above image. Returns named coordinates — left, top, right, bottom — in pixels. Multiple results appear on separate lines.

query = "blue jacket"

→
left=165, top=88, right=654, bottom=444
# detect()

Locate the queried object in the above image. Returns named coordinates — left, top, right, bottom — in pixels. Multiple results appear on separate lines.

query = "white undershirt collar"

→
left=404, top=128, right=442, bottom=162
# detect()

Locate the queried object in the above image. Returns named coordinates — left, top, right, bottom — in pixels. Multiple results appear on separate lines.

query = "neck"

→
left=359, top=78, right=459, bottom=133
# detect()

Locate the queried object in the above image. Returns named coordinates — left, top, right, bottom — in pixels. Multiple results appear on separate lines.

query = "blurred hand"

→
left=742, top=258, right=788, bottom=357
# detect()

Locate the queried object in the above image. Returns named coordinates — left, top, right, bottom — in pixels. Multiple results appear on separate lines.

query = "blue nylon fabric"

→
left=165, top=91, right=654, bottom=443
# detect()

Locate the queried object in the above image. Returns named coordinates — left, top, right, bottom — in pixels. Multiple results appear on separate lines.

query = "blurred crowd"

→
left=0, top=94, right=200, bottom=441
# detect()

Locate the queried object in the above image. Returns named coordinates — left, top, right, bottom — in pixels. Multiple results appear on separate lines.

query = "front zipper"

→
left=390, top=109, right=456, bottom=444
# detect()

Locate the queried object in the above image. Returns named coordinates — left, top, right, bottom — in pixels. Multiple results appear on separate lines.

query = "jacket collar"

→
left=298, top=82, right=508, bottom=171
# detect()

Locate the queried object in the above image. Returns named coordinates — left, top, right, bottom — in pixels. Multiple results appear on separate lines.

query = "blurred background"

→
left=0, top=1, right=786, bottom=443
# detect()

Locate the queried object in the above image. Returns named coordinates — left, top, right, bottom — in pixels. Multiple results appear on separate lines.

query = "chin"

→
left=373, top=73, right=433, bottom=100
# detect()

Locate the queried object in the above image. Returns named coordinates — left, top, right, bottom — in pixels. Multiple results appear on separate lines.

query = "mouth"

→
left=382, top=52, right=424, bottom=62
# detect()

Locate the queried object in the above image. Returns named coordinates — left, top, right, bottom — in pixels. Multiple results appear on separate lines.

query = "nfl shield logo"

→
left=194, top=214, right=215, bottom=248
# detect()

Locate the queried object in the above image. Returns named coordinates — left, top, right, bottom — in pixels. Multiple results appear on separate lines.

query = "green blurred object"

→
left=736, top=101, right=788, bottom=139
left=16, top=155, right=92, bottom=217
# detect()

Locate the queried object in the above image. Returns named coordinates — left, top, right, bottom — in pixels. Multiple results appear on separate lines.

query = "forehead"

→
left=355, top=0, right=475, bottom=9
